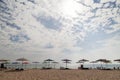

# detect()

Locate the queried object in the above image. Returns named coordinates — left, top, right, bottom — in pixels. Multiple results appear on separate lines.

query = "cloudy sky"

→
left=0, top=0, right=120, bottom=64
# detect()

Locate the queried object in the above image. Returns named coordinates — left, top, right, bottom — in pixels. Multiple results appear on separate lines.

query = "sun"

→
left=60, top=0, right=80, bottom=18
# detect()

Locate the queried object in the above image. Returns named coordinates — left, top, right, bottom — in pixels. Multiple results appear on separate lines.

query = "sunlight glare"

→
left=60, top=0, right=80, bottom=18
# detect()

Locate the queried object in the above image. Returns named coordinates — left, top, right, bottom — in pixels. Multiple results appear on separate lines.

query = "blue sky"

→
left=0, top=0, right=120, bottom=65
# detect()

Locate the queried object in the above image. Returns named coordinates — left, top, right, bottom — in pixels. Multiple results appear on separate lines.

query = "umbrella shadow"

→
left=5, top=69, right=25, bottom=72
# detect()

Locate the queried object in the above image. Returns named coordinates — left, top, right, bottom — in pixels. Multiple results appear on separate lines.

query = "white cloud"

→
left=87, top=35, right=120, bottom=61
left=101, top=0, right=116, bottom=3
left=0, top=0, right=120, bottom=63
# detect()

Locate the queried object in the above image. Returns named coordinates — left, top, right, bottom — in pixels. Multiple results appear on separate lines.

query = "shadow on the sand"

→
left=5, top=69, right=25, bottom=72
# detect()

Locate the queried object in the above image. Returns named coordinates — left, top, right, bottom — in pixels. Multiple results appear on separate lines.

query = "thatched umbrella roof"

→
left=103, top=60, right=111, bottom=63
left=0, top=59, right=9, bottom=63
left=62, top=59, right=71, bottom=69
left=32, top=61, right=40, bottom=63
left=16, top=58, right=28, bottom=61
left=114, top=59, right=120, bottom=62
left=62, top=59, right=71, bottom=62
left=16, top=58, right=28, bottom=69
left=90, top=61, right=97, bottom=63
left=78, top=59, right=89, bottom=64
left=96, top=59, right=106, bottom=62
left=52, top=61, right=58, bottom=64
left=44, top=59, right=54, bottom=68
left=96, top=59, right=111, bottom=69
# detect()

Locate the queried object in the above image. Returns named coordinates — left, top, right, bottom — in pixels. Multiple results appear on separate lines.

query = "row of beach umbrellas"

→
left=0, top=58, right=120, bottom=69
left=43, top=59, right=58, bottom=69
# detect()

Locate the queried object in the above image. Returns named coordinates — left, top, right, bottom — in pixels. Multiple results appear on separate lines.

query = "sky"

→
left=0, top=0, right=120, bottom=65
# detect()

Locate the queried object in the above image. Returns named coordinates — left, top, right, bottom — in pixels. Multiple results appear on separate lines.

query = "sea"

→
left=1, top=63, right=120, bottom=69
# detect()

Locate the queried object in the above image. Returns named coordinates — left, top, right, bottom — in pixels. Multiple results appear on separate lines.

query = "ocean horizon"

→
left=3, top=63, right=120, bottom=69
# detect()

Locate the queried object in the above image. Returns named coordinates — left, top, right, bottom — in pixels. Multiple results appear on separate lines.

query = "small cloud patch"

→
left=9, top=33, right=30, bottom=43
left=93, top=0, right=101, bottom=3
left=44, top=43, right=54, bottom=49
left=34, top=15, right=62, bottom=31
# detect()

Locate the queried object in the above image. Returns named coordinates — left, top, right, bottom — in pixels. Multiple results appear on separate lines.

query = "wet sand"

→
left=0, top=69, right=120, bottom=80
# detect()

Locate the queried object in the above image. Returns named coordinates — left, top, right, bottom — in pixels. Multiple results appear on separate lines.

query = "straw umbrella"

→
left=0, top=59, right=9, bottom=68
left=32, top=61, right=40, bottom=69
left=0, top=59, right=9, bottom=62
left=62, top=59, right=71, bottom=69
left=79, top=59, right=89, bottom=67
left=42, top=61, right=48, bottom=69
left=52, top=61, right=58, bottom=69
left=16, top=58, right=28, bottom=69
left=78, top=59, right=89, bottom=64
left=76, top=59, right=89, bottom=68
left=114, top=59, right=120, bottom=63
left=90, top=61, right=97, bottom=69
left=114, top=59, right=120, bottom=69
left=96, top=59, right=107, bottom=69
left=103, top=60, right=111, bottom=68
left=76, top=61, right=84, bottom=68
left=44, top=59, right=54, bottom=68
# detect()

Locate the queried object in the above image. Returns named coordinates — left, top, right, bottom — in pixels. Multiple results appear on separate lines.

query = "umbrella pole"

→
left=100, top=62, right=102, bottom=69
left=66, top=62, right=67, bottom=68
left=22, top=61, right=23, bottom=69
left=48, top=61, right=50, bottom=68
left=49, top=61, right=50, bottom=68
left=54, top=64, right=55, bottom=69
left=83, top=62, right=84, bottom=67
left=92, top=63, right=94, bottom=69
left=25, top=64, right=26, bottom=69
left=106, top=63, right=108, bottom=69
left=36, top=63, right=37, bottom=69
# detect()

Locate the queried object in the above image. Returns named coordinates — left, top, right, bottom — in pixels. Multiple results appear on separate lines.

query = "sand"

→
left=0, top=69, right=120, bottom=80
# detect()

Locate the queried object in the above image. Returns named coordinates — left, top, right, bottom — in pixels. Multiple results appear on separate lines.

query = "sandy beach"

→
left=0, top=69, right=120, bottom=80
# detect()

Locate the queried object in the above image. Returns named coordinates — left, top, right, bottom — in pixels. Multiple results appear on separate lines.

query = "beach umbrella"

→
left=44, top=59, right=54, bottom=68
left=16, top=58, right=28, bottom=69
left=0, top=59, right=9, bottom=68
left=76, top=61, right=84, bottom=63
left=96, top=59, right=107, bottom=69
left=114, top=59, right=120, bottom=63
left=62, top=59, right=71, bottom=69
left=103, top=60, right=111, bottom=68
left=16, top=58, right=28, bottom=61
left=78, top=59, right=89, bottom=64
left=32, top=61, right=40, bottom=69
left=0, top=59, right=9, bottom=62
left=76, top=61, right=84, bottom=67
left=78, top=59, right=89, bottom=65
left=0, top=59, right=10, bottom=65
left=90, top=61, right=97, bottom=63
left=76, top=59, right=89, bottom=69
left=114, top=59, right=120, bottom=69
left=62, top=59, right=71, bottom=62
left=52, top=61, right=58, bottom=69
left=44, top=59, right=54, bottom=62
left=42, top=61, right=48, bottom=68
